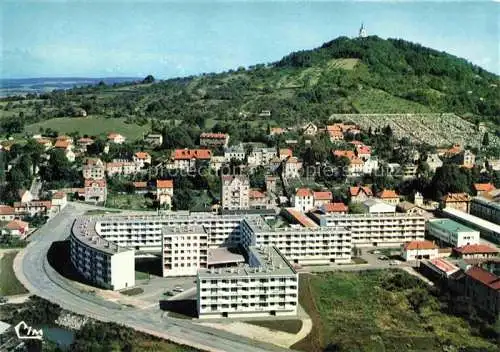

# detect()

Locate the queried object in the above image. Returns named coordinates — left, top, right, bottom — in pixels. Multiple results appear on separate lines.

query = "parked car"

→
left=164, top=291, right=174, bottom=297
left=378, top=255, right=389, bottom=261
left=173, top=286, right=184, bottom=293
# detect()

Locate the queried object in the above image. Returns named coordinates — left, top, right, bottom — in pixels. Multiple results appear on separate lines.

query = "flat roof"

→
left=427, top=218, right=478, bottom=233
left=243, top=216, right=349, bottom=235
left=207, top=247, right=245, bottom=266
left=441, top=207, right=500, bottom=234
left=198, top=246, right=296, bottom=278
left=473, top=196, right=500, bottom=209
left=72, top=217, right=131, bottom=255
left=424, top=258, right=460, bottom=276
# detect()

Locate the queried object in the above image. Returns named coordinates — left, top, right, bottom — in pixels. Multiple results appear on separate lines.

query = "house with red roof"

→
left=464, top=266, right=500, bottom=318
left=401, top=240, right=439, bottom=261
left=249, top=189, right=270, bottom=209
left=107, top=133, right=126, bottom=144
left=319, top=202, right=348, bottom=214
left=377, top=189, right=400, bottom=205
left=200, top=132, right=229, bottom=148
left=84, top=179, right=107, bottom=203
left=156, top=180, right=174, bottom=208
left=356, top=145, right=372, bottom=161
left=172, top=149, right=212, bottom=171
left=453, top=244, right=499, bottom=260
left=0, top=205, right=16, bottom=221
left=132, top=181, right=149, bottom=194
left=293, top=188, right=314, bottom=212
left=474, top=183, right=496, bottom=196
left=2, top=220, right=29, bottom=237
left=283, top=157, right=302, bottom=179
left=441, top=192, right=471, bottom=213
left=313, top=191, right=333, bottom=208
left=349, top=186, right=373, bottom=203
left=133, top=152, right=151, bottom=168
left=332, top=150, right=356, bottom=161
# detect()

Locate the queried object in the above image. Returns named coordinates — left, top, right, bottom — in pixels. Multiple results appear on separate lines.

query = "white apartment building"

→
left=162, top=225, right=205, bottom=277
left=426, top=218, right=480, bottom=247
left=317, top=212, right=425, bottom=247
left=221, top=175, right=250, bottom=210
left=241, top=217, right=352, bottom=265
left=94, top=212, right=243, bottom=252
left=293, top=188, right=314, bottom=212
left=70, top=217, right=135, bottom=290
left=197, top=246, right=298, bottom=319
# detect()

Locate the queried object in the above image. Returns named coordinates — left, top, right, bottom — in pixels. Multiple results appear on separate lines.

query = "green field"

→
left=0, top=251, right=28, bottom=296
left=292, top=271, right=498, bottom=352
left=352, top=88, right=430, bottom=114
left=25, top=116, right=150, bottom=140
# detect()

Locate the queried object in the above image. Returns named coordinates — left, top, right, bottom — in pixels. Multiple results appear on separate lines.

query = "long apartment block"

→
left=241, top=216, right=352, bottom=265
left=313, top=212, right=425, bottom=247
left=197, top=246, right=298, bottom=319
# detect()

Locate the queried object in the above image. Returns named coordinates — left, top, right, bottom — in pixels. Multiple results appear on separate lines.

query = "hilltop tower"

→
left=359, top=23, right=367, bottom=38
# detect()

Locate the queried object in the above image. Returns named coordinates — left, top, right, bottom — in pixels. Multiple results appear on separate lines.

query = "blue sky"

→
left=1, top=1, right=499, bottom=78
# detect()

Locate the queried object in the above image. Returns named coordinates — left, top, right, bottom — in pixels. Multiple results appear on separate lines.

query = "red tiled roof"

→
left=441, top=193, right=471, bottom=202
left=200, top=132, right=227, bottom=139
left=106, top=162, right=124, bottom=168
left=85, top=179, right=107, bottom=187
left=403, top=240, right=438, bottom=251
left=313, top=191, right=332, bottom=201
left=107, top=133, right=124, bottom=139
left=156, top=179, right=173, bottom=188
left=349, top=186, right=373, bottom=197
left=35, top=138, right=52, bottom=145
left=474, top=183, right=496, bottom=192
left=428, top=258, right=460, bottom=274
left=0, top=205, right=15, bottom=215
left=356, top=145, right=371, bottom=154
left=133, top=181, right=148, bottom=188
left=54, top=140, right=70, bottom=149
left=333, top=150, right=356, bottom=160
left=296, top=188, right=312, bottom=197
left=328, top=130, right=344, bottom=137
left=466, top=266, right=500, bottom=290
left=134, top=152, right=150, bottom=160
left=78, top=137, right=94, bottom=144
left=249, top=189, right=266, bottom=199
left=173, top=149, right=212, bottom=160
left=322, top=202, right=348, bottom=213
left=378, top=189, right=399, bottom=199
left=454, top=244, right=499, bottom=255
left=279, top=148, right=293, bottom=157
left=5, top=220, right=28, bottom=230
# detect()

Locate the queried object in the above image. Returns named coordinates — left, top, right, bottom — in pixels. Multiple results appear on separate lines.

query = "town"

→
left=1, top=15, right=500, bottom=352
left=1, top=104, right=499, bottom=351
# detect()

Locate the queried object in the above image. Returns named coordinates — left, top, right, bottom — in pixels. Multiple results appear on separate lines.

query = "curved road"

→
left=14, top=203, right=292, bottom=352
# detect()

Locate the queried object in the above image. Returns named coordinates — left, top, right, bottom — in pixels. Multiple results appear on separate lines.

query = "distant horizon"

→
left=3, top=1, right=499, bottom=78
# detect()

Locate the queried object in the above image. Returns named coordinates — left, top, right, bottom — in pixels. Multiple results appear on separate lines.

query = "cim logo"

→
left=14, top=321, right=44, bottom=341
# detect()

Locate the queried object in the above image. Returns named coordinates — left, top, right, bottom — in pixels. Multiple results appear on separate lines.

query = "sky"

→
left=1, top=1, right=499, bottom=79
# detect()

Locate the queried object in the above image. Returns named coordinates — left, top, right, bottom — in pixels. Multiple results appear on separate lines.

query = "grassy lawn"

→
left=245, top=319, right=303, bottom=334
left=24, top=116, right=150, bottom=140
left=0, top=251, right=28, bottom=296
left=292, top=271, right=498, bottom=352
left=353, top=88, right=430, bottom=113
left=105, top=193, right=153, bottom=210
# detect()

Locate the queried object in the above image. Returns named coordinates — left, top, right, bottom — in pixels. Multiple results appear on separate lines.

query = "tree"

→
left=142, top=75, right=155, bottom=84
left=428, top=163, right=470, bottom=200
left=482, top=132, right=490, bottom=147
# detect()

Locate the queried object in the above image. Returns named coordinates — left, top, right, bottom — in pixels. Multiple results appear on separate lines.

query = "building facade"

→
left=221, top=175, right=250, bottom=211
left=197, top=246, right=298, bottom=319
left=426, top=218, right=480, bottom=247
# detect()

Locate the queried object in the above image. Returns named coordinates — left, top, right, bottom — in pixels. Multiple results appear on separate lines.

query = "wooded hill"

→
left=1, top=36, right=498, bottom=139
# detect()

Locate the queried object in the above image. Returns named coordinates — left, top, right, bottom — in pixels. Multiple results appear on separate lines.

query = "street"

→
left=13, top=203, right=291, bottom=352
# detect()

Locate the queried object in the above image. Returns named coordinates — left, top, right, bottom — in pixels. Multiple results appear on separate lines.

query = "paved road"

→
left=14, top=203, right=292, bottom=352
